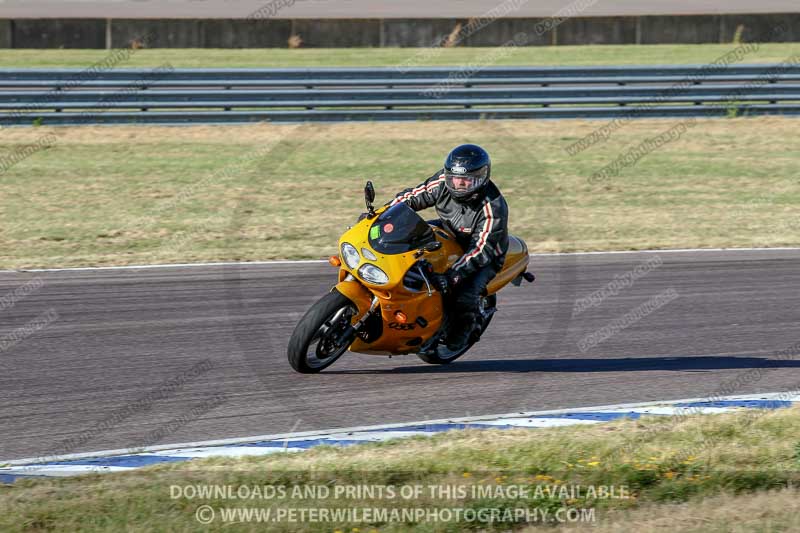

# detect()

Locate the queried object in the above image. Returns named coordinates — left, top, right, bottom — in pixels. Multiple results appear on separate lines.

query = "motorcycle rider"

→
left=390, top=144, right=509, bottom=352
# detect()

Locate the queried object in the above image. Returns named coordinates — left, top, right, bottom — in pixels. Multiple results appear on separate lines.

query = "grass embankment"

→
left=2, top=407, right=799, bottom=531
left=1, top=117, right=799, bottom=269
left=0, top=43, right=799, bottom=68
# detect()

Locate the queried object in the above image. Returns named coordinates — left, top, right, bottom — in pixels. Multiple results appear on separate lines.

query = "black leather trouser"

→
left=446, top=265, right=498, bottom=345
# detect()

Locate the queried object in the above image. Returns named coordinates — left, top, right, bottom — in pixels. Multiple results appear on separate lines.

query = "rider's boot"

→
left=446, top=311, right=477, bottom=352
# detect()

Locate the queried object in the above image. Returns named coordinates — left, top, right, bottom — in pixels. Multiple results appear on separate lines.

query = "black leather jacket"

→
left=391, top=170, right=509, bottom=278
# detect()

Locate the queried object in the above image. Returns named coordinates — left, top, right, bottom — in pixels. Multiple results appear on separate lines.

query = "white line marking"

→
left=530, top=246, right=800, bottom=257
left=3, top=391, right=797, bottom=466
left=149, top=447, right=302, bottom=459
left=0, top=465, right=133, bottom=476
left=4, top=259, right=329, bottom=273
left=319, top=430, right=433, bottom=440
left=4, top=247, right=799, bottom=273
left=477, top=418, right=601, bottom=427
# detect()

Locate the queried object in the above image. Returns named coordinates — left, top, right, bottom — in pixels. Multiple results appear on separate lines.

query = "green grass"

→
left=0, top=116, right=799, bottom=269
left=1, top=43, right=798, bottom=269
left=1, top=43, right=799, bottom=68
left=2, top=406, right=799, bottom=531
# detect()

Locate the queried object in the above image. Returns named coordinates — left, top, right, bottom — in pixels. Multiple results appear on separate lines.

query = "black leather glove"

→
left=445, top=268, right=462, bottom=287
left=431, top=269, right=462, bottom=294
left=430, top=272, right=450, bottom=293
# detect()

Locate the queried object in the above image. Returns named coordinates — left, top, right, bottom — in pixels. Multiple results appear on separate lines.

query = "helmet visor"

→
left=444, top=166, right=489, bottom=197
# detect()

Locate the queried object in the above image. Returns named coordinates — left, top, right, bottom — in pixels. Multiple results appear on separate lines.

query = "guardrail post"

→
left=769, top=78, right=778, bottom=104
left=140, top=85, right=148, bottom=112
left=305, top=83, right=314, bottom=109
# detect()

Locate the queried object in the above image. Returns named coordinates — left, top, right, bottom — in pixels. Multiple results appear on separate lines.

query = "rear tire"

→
left=287, top=290, right=357, bottom=373
left=416, top=343, right=471, bottom=365
left=417, top=294, right=497, bottom=365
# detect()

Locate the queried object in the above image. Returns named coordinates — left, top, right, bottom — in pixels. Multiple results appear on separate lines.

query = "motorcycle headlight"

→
left=361, top=248, right=378, bottom=261
left=341, top=242, right=360, bottom=269
left=358, top=263, right=389, bottom=285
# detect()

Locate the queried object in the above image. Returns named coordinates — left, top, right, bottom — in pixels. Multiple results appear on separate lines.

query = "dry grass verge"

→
left=2, top=406, right=799, bottom=531
left=1, top=116, right=798, bottom=268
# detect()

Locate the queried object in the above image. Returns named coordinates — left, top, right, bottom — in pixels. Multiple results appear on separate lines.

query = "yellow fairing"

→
left=334, top=209, right=451, bottom=355
left=487, top=235, right=529, bottom=295
left=333, top=279, right=372, bottom=317
left=335, top=207, right=529, bottom=355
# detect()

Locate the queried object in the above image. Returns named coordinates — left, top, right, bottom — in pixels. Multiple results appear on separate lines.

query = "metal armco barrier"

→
left=1, top=64, right=800, bottom=125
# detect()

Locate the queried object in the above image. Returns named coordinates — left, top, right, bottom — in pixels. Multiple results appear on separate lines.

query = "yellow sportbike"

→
left=287, top=182, right=535, bottom=373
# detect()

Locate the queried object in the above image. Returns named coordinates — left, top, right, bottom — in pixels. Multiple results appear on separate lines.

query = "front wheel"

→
left=287, top=290, right=357, bottom=373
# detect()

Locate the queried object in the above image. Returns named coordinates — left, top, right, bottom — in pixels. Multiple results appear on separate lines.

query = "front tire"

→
left=287, top=290, right=357, bottom=373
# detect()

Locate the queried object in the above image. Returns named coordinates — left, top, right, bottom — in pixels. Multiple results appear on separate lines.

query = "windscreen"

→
left=368, top=202, right=435, bottom=254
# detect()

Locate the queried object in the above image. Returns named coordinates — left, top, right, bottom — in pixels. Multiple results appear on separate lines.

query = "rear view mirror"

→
left=364, top=181, right=376, bottom=204
left=364, top=181, right=377, bottom=217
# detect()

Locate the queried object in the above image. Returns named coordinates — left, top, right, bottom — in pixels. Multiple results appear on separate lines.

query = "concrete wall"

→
left=111, top=20, right=201, bottom=48
left=1, top=14, right=798, bottom=49
left=721, top=13, right=800, bottom=42
left=292, top=19, right=381, bottom=48
left=0, top=20, right=12, bottom=48
left=11, top=19, right=106, bottom=48
left=382, top=19, right=460, bottom=47
left=109, top=19, right=294, bottom=48
left=460, top=19, right=553, bottom=47
left=558, top=17, right=638, bottom=45
left=640, top=15, right=722, bottom=44
left=205, top=20, right=292, bottom=48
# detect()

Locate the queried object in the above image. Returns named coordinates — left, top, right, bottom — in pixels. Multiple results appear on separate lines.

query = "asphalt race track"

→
left=2, top=249, right=799, bottom=462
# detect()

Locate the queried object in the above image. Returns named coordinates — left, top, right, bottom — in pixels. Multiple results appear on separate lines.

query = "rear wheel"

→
left=287, top=290, right=357, bottom=373
left=417, top=294, right=496, bottom=365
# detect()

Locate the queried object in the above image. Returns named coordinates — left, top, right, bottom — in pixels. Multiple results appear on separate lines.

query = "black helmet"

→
left=443, top=144, right=491, bottom=202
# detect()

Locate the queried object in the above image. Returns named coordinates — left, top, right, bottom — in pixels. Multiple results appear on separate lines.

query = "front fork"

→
left=332, top=277, right=379, bottom=345
left=335, top=296, right=379, bottom=346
